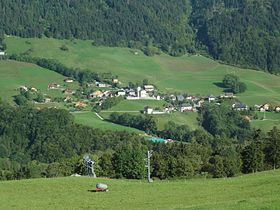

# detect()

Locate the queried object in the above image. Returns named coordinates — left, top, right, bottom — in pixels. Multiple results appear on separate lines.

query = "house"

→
left=89, top=90, right=103, bottom=98
left=220, top=92, right=235, bottom=99
left=44, top=98, right=51, bottom=103
left=145, top=107, right=154, bottom=114
left=30, top=87, right=38, bottom=92
left=19, top=86, right=28, bottom=92
left=112, top=78, right=119, bottom=84
left=275, top=106, right=280, bottom=112
left=63, top=88, right=75, bottom=95
left=260, top=103, right=270, bottom=112
left=206, top=95, right=216, bottom=103
left=177, top=95, right=185, bottom=102
left=180, top=104, right=194, bottom=112
left=144, top=85, right=155, bottom=92
left=232, top=103, right=248, bottom=111
left=64, top=78, right=74, bottom=83
left=48, top=83, right=60, bottom=89
left=117, top=90, right=126, bottom=96
left=0, top=51, right=6, bottom=56
left=75, top=101, right=87, bottom=108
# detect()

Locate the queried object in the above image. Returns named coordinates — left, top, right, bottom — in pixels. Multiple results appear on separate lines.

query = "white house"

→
left=145, top=107, right=154, bottom=114
left=64, top=78, right=74, bottom=83
left=117, top=90, right=126, bottom=96
left=275, top=106, right=280, bottom=112
left=207, top=95, right=216, bottom=103
left=144, top=85, right=155, bottom=92
left=0, top=51, right=5, bottom=56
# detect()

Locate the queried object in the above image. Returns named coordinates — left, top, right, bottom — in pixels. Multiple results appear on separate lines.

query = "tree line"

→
left=0, top=102, right=280, bottom=180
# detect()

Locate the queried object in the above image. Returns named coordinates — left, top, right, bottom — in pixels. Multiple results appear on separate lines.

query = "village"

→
left=17, top=76, right=280, bottom=117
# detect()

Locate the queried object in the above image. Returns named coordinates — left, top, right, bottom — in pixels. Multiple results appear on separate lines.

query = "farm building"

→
left=48, top=83, right=60, bottom=89
left=64, top=78, right=74, bottom=83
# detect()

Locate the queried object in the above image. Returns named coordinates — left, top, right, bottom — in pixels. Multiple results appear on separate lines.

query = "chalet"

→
left=64, top=78, right=74, bottom=83
left=260, top=103, right=270, bottom=112
left=145, top=107, right=154, bottom=115
left=30, top=87, right=38, bottom=92
left=117, top=90, right=126, bottom=96
left=206, top=95, right=216, bottom=103
left=144, top=85, right=155, bottom=92
left=180, top=103, right=194, bottom=112
left=75, top=101, right=87, bottom=108
left=48, top=83, right=60, bottom=89
left=275, top=106, right=280, bottom=113
left=112, top=78, right=119, bottom=84
left=63, top=88, right=75, bottom=95
left=232, top=103, right=248, bottom=111
left=19, top=86, right=28, bottom=92
left=220, top=92, right=235, bottom=99
left=89, top=90, right=103, bottom=98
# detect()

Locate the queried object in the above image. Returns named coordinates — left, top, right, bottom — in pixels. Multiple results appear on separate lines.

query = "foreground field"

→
left=6, top=36, right=280, bottom=105
left=0, top=170, right=280, bottom=210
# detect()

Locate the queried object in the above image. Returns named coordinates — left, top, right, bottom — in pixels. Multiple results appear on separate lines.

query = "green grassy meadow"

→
left=73, top=112, right=143, bottom=133
left=0, top=170, right=280, bottom=210
left=6, top=36, right=280, bottom=106
left=251, top=112, right=280, bottom=131
left=0, top=60, right=76, bottom=102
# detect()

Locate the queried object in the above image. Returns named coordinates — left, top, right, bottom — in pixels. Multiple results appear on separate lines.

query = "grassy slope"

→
left=0, top=170, right=280, bottom=210
left=73, top=112, right=143, bottom=133
left=6, top=36, right=280, bottom=106
left=251, top=112, right=280, bottom=131
left=0, top=60, right=70, bottom=102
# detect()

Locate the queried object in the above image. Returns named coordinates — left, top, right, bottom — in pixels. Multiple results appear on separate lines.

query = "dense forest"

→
left=191, top=0, right=280, bottom=74
left=1, top=0, right=280, bottom=72
left=1, top=101, right=279, bottom=180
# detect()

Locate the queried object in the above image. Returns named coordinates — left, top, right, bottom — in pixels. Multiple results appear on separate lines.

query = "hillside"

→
left=1, top=0, right=280, bottom=72
left=5, top=36, right=280, bottom=106
left=0, top=60, right=76, bottom=103
left=0, top=170, right=280, bottom=209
